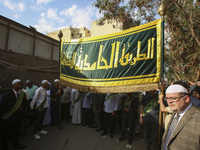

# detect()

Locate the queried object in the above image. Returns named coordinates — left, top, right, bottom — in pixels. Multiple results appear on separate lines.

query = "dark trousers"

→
left=103, top=112, right=115, bottom=134
left=1, top=114, right=23, bottom=150
left=93, top=113, right=102, bottom=130
left=61, top=103, right=70, bottom=122
left=143, top=122, right=158, bottom=150
left=20, top=117, right=27, bottom=135
left=33, top=108, right=47, bottom=134
left=116, top=110, right=122, bottom=129
left=121, top=111, right=137, bottom=143
left=27, top=99, right=34, bottom=127
left=51, top=101, right=60, bottom=126
left=83, top=108, right=93, bottom=126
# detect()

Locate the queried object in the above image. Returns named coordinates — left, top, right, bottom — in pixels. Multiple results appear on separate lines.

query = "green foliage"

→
left=165, top=0, right=200, bottom=82
left=93, top=0, right=160, bottom=29
left=94, top=0, right=200, bottom=82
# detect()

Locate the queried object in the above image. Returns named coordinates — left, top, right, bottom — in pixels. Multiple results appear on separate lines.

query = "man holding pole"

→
left=162, top=84, right=200, bottom=150
left=140, top=90, right=159, bottom=150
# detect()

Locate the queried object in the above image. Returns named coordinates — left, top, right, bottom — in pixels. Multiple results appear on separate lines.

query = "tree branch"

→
left=166, top=59, right=182, bottom=80
left=175, top=2, right=200, bottom=47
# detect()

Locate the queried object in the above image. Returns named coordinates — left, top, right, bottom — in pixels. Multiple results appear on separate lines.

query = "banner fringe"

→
left=60, top=79, right=160, bottom=93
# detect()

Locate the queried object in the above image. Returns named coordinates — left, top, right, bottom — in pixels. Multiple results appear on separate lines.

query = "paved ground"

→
left=16, top=121, right=146, bottom=150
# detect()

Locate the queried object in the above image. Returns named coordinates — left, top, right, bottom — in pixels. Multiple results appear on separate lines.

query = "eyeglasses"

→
left=164, top=95, right=186, bottom=102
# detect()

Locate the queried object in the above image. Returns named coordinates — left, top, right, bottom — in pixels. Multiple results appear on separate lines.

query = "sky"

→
left=0, top=0, right=103, bottom=34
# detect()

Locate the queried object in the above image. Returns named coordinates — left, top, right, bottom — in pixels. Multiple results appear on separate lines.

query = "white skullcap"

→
left=12, top=79, right=21, bottom=85
left=26, top=80, right=31, bottom=83
left=166, top=84, right=188, bottom=94
left=41, top=80, right=48, bottom=85
left=54, top=79, right=59, bottom=82
left=48, top=82, right=51, bottom=86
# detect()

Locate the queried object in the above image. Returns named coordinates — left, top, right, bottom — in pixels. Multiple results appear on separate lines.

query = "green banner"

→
left=60, top=19, right=163, bottom=93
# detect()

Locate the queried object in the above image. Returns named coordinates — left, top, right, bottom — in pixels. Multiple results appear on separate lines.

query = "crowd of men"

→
left=0, top=78, right=200, bottom=150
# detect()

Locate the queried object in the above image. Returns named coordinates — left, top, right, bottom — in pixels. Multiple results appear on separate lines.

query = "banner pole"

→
left=58, top=30, right=63, bottom=82
left=158, top=79, right=164, bottom=150
left=58, top=30, right=63, bottom=128
left=158, top=0, right=167, bottom=148
left=158, top=17, right=165, bottom=150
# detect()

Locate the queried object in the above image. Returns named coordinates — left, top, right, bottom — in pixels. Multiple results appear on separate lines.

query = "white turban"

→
left=12, top=79, right=21, bottom=85
left=41, top=80, right=48, bottom=85
left=54, top=79, right=59, bottom=82
left=166, top=84, right=188, bottom=94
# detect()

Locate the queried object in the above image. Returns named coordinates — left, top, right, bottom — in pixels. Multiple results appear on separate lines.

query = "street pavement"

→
left=17, top=121, right=146, bottom=150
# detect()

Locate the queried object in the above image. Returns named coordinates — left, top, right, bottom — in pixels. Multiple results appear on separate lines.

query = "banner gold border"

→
left=62, top=19, right=161, bottom=44
left=60, top=79, right=160, bottom=93
left=60, top=19, right=162, bottom=93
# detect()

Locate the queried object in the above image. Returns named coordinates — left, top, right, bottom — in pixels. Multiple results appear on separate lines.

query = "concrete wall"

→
left=0, top=15, right=60, bottom=89
left=0, top=15, right=59, bottom=61
left=0, top=50, right=59, bottom=88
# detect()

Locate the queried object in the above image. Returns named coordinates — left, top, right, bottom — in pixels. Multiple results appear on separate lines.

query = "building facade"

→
left=0, top=15, right=59, bottom=88
left=47, top=19, right=122, bottom=40
left=0, top=15, right=122, bottom=89
left=47, top=27, right=91, bottom=41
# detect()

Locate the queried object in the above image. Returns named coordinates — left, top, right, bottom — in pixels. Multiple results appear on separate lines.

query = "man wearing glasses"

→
left=162, top=84, right=200, bottom=150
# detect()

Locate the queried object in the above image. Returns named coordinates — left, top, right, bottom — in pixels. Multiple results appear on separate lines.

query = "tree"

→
left=93, top=0, right=200, bottom=82
left=165, top=0, right=200, bottom=82
left=93, top=0, right=161, bottom=29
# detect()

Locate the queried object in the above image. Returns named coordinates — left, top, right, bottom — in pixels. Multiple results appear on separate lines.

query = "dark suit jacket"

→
left=0, top=89, right=28, bottom=123
left=162, top=105, right=200, bottom=150
left=121, top=94, right=139, bottom=112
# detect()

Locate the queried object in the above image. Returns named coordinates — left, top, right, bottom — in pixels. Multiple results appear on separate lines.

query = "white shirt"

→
left=30, top=86, right=48, bottom=109
left=13, top=89, right=19, bottom=99
left=82, top=92, right=92, bottom=108
left=61, top=87, right=72, bottom=103
left=104, top=93, right=119, bottom=113
left=70, top=89, right=80, bottom=106
left=21, top=88, right=29, bottom=100
left=175, top=102, right=192, bottom=124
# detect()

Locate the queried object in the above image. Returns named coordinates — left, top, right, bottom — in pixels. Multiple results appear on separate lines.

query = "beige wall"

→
left=47, top=19, right=122, bottom=40
left=90, top=20, right=122, bottom=37
left=47, top=27, right=91, bottom=41
left=47, top=28, right=72, bottom=41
